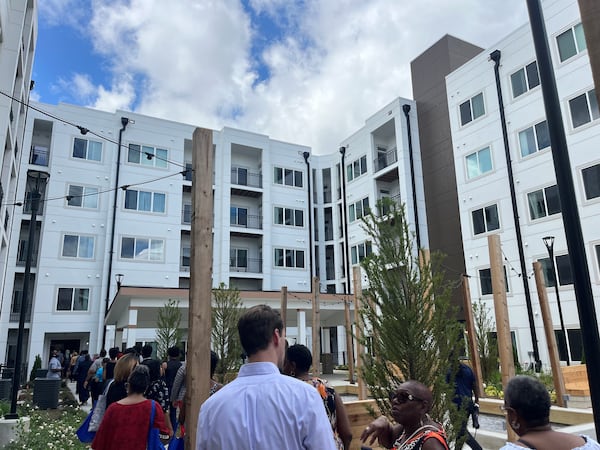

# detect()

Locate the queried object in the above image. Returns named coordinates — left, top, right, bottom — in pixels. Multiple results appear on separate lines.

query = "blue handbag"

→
left=76, top=409, right=96, bottom=443
left=148, top=400, right=166, bottom=450
left=169, top=421, right=185, bottom=450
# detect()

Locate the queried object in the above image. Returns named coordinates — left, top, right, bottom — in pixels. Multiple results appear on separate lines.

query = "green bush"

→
left=29, top=354, right=42, bottom=382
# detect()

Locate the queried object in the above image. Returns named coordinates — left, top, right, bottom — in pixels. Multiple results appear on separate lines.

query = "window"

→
left=57, top=287, right=89, bottom=311
left=230, top=248, right=248, bottom=270
left=230, top=207, right=248, bottom=227
left=465, top=146, right=492, bottom=179
left=472, top=204, right=500, bottom=235
left=527, top=185, right=561, bottom=220
left=67, top=185, right=98, bottom=209
left=478, top=267, right=510, bottom=295
left=274, top=207, right=304, bottom=227
left=351, top=241, right=372, bottom=265
left=519, top=120, right=550, bottom=157
left=347, top=155, right=368, bottom=181
left=124, top=189, right=166, bottom=213
left=582, top=164, right=600, bottom=200
left=73, top=138, right=102, bottom=161
left=459, top=92, right=485, bottom=125
left=539, top=254, right=573, bottom=287
left=511, top=61, right=540, bottom=98
left=127, top=143, right=168, bottom=168
left=349, top=197, right=370, bottom=222
left=569, top=89, right=599, bottom=128
left=120, top=237, right=165, bottom=261
left=62, top=234, right=94, bottom=259
left=557, top=23, right=586, bottom=62
left=274, top=167, right=303, bottom=187
left=274, top=248, right=305, bottom=268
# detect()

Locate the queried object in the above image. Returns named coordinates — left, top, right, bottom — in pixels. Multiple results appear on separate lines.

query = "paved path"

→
left=66, top=380, right=92, bottom=414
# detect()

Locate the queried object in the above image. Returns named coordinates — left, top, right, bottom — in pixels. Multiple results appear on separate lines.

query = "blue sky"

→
left=32, top=0, right=530, bottom=154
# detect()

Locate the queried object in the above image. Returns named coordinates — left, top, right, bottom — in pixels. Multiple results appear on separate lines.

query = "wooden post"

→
left=344, top=298, right=355, bottom=383
left=186, top=128, right=213, bottom=450
left=578, top=1, right=600, bottom=107
left=280, top=286, right=288, bottom=330
left=353, top=266, right=368, bottom=400
left=488, top=234, right=516, bottom=442
left=533, top=261, right=567, bottom=407
left=462, top=275, right=484, bottom=399
left=312, top=277, right=320, bottom=377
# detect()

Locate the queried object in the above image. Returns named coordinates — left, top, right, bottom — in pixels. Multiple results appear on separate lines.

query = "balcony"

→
left=230, top=214, right=262, bottom=230
left=30, top=145, right=49, bottom=166
left=182, top=205, right=192, bottom=224
left=373, top=147, right=398, bottom=172
left=16, top=240, right=37, bottom=267
left=231, top=167, right=262, bottom=189
left=230, top=258, right=263, bottom=273
left=10, top=291, right=32, bottom=322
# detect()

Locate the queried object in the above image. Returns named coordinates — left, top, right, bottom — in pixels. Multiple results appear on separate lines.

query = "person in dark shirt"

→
left=448, top=359, right=482, bottom=450
left=106, top=353, right=139, bottom=408
left=103, top=347, right=119, bottom=381
left=163, top=346, right=182, bottom=427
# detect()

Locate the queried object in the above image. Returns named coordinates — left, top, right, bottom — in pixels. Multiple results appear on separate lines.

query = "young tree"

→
left=473, top=299, right=500, bottom=382
left=357, top=199, right=463, bottom=434
left=156, top=299, right=183, bottom=361
left=211, top=283, right=243, bottom=383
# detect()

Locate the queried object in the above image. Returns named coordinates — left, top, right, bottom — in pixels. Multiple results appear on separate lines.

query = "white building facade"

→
left=447, top=0, right=599, bottom=368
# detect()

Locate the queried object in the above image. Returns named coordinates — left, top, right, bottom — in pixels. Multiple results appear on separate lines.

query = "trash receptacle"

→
left=0, top=379, right=11, bottom=400
left=33, top=378, right=60, bottom=409
left=35, top=369, right=47, bottom=379
left=321, top=353, right=334, bottom=375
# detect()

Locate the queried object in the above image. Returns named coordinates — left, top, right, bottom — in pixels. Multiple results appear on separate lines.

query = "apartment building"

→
left=447, top=0, right=599, bottom=368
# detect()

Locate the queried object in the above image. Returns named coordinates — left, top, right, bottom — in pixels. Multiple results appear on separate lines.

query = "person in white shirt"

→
left=46, top=350, right=62, bottom=379
left=196, top=304, right=337, bottom=450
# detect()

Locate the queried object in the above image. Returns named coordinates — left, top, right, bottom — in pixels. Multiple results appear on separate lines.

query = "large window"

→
left=67, top=185, right=98, bottom=209
left=582, top=164, right=600, bottom=200
left=127, top=143, right=168, bottom=168
left=527, top=185, right=561, bottom=220
left=230, top=207, right=248, bottom=227
left=274, top=167, right=303, bottom=187
left=472, top=204, right=499, bottom=235
left=349, top=197, right=370, bottom=222
left=511, top=61, right=540, bottom=98
left=351, top=241, right=372, bottom=265
left=569, top=89, right=599, bottom=129
left=518, top=120, right=550, bottom=157
left=120, top=237, right=165, bottom=261
left=459, top=92, right=485, bottom=125
left=556, top=22, right=586, bottom=62
left=124, top=189, right=166, bottom=213
left=57, top=287, right=89, bottom=311
left=274, top=248, right=305, bottom=268
left=73, top=138, right=102, bottom=162
left=539, top=254, right=573, bottom=287
left=465, top=146, right=492, bottom=179
left=230, top=248, right=248, bottom=270
left=274, top=207, right=304, bottom=227
left=347, top=155, right=368, bottom=181
left=62, top=234, right=94, bottom=259
left=478, top=267, right=510, bottom=295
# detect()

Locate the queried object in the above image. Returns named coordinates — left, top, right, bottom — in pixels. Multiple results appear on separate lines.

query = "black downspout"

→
left=303, top=152, right=314, bottom=287
left=490, top=50, right=541, bottom=372
left=339, top=147, right=351, bottom=294
left=402, top=104, right=421, bottom=249
left=102, top=117, right=129, bottom=348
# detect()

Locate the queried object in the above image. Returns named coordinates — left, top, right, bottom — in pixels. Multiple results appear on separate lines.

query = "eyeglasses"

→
left=389, top=391, right=423, bottom=403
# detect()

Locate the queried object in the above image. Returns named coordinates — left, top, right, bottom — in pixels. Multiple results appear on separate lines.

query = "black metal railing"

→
left=373, top=147, right=398, bottom=172
left=230, top=214, right=262, bottom=230
left=29, top=146, right=50, bottom=166
left=231, top=167, right=262, bottom=188
left=230, top=258, right=263, bottom=273
left=182, top=206, right=192, bottom=224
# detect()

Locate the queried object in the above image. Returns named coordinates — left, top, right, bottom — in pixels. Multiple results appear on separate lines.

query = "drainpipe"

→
left=303, top=152, right=314, bottom=287
left=102, top=117, right=129, bottom=348
left=490, top=50, right=541, bottom=371
left=402, top=104, right=421, bottom=249
left=339, top=147, right=351, bottom=294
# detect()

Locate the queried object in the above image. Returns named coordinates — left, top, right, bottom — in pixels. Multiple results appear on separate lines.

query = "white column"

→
left=298, top=309, right=306, bottom=346
left=321, top=327, right=330, bottom=353
left=337, top=325, right=346, bottom=365
left=126, top=308, right=138, bottom=348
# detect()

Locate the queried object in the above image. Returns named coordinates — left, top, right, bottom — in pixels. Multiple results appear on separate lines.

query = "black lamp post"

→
left=5, top=169, right=49, bottom=419
left=115, top=273, right=124, bottom=289
left=542, top=236, right=570, bottom=366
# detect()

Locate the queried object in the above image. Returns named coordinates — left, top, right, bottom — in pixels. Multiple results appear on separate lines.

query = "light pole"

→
left=542, top=236, right=570, bottom=366
left=5, top=169, right=49, bottom=419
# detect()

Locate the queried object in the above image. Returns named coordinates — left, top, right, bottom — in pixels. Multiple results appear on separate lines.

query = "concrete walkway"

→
left=66, top=380, right=92, bottom=414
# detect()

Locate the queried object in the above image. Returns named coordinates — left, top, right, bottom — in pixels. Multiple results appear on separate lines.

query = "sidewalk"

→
left=66, top=380, right=92, bottom=414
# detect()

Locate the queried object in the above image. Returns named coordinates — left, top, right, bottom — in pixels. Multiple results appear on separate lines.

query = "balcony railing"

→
left=230, top=214, right=262, bottom=230
left=10, top=291, right=32, bottom=322
left=373, top=147, right=398, bottom=172
left=182, top=206, right=192, bottom=224
left=231, top=167, right=262, bottom=188
left=378, top=194, right=402, bottom=216
left=16, top=240, right=37, bottom=267
left=30, top=145, right=50, bottom=166
left=230, top=258, right=263, bottom=273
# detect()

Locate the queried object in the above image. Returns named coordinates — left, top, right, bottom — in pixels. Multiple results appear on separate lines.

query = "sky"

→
left=32, top=0, right=531, bottom=155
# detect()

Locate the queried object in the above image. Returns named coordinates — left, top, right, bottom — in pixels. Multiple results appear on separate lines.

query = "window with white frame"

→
left=519, top=120, right=550, bottom=157
left=465, top=146, right=492, bottom=179
left=349, top=197, right=369, bottom=222
left=120, top=237, right=165, bottom=261
left=582, top=163, right=600, bottom=200
left=274, top=248, right=305, bottom=268
left=230, top=248, right=248, bottom=269
left=62, top=234, right=94, bottom=259
left=73, top=138, right=102, bottom=162
left=230, top=206, right=248, bottom=227
left=510, top=61, right=540, bottom=98
left=556, top=22, right=586, bottom=62
left=459, top=92, right=485, bottom=125
left=351, top=241, right=372, bottom=265
left=274, top=167, right=303, bottom=187
left=67, top=185, right=98, bottom=209
left=527, top=185, right=561, bottom=220
left=274, top=207, right=304, bottom=227
left=56, top=287, right=89, bottom=311
left=539, top=254, right=573, bottom=287
left=347, top=155, right=368, bottom=181
left=472, top=204, right=499, bottom=235
left=569, top=89, right=599, bottom=129
left=124, top=189, right=166, bottom=213
left=478, top=267, right=510, bottom=295
left=127, top=143, right=168, bottom=168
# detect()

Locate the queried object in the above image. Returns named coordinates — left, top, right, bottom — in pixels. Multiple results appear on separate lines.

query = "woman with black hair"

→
left=283, top=344, right=352, bottom=450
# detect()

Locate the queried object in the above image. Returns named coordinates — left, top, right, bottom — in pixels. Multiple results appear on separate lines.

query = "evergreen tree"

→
left=211, top=283, right=243, bottom=383
left=156, top=299, right=183, bottom=361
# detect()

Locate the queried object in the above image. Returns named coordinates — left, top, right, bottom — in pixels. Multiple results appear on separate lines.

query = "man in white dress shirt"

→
left=196, top=304, right=336, bottom=450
